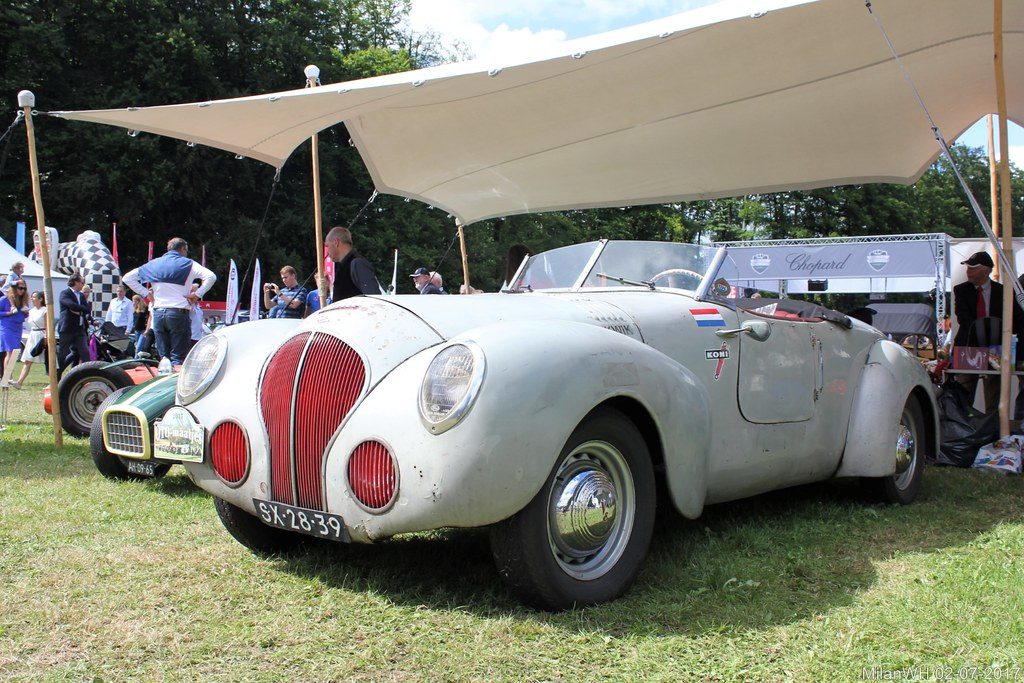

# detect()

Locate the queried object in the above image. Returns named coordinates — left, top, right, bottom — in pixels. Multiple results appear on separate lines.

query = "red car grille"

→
left=348, top=441, right=397, bottom=511
left=260, top=332, right=366, bottom=510
left=210, top=421, right=248, bottom=484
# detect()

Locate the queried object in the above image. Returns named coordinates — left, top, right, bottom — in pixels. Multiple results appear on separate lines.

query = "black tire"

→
left=214, top=497, right=306, bottom=554
left=89, top=387, right=171, bottom=481
left=58, top=361, right=134, bottom=437
left=489, top=407, right=655, bottom=610
left=864, top=398, right=924, bottom=505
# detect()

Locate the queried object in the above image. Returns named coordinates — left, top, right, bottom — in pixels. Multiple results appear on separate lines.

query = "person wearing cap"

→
left=411, top=267, right=443, bottom=295
left=953, top=251, right=999, bottom=348
left=951, top=250, right=1018, bottom=413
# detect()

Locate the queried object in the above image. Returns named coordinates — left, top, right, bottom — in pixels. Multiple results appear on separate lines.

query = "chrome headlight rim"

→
left=176, top=333, right=227, bottom=405
left=418, top=341, right=486, bottom=435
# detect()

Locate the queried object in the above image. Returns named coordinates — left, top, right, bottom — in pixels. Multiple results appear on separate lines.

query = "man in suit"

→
left=57, top=272, right=91, bottom=378
left=953, top=251, right=999, bottom=348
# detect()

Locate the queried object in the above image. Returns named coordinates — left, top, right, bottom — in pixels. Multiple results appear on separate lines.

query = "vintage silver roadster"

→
left=173, top=239, right=937, bottom=610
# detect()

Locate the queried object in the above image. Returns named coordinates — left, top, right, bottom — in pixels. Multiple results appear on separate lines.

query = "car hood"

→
left=318, top=292, right=642, bottom=341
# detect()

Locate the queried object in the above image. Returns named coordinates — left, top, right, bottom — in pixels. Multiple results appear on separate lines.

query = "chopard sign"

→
left=785, top=252, right=851, bottom=275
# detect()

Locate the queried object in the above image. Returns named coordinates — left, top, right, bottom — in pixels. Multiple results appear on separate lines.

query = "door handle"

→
left=715, top=320, right=771, bottom=341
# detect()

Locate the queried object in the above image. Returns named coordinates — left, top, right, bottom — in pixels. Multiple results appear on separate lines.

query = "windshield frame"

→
left=507, top=240, right=733, bottom=299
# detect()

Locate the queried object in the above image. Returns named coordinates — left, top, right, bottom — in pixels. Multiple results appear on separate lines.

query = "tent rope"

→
left=864, top=0, right=1024, bottom=308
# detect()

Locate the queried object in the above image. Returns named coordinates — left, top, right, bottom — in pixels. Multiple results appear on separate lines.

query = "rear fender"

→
left=836, top=339, right=938, bottom=477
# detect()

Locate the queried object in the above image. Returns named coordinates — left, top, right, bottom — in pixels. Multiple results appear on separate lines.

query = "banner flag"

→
left=324, top=243, right=334, bottom=285
left=15, top=221, right=25, bottom=255
left=201, top=244, right=206, bottom=267
left=147, top=240, right=154, bottom=262
left=389, top=249, right=398, bottom=295
left=226, top=259, right=239, bottom=325
left=249, top=258, right=261, bottom=322
left=111, top=223, right=119, bottom=265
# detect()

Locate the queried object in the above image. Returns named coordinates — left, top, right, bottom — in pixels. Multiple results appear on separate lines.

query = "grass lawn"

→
left=2, top=368, right=1023, bottom=682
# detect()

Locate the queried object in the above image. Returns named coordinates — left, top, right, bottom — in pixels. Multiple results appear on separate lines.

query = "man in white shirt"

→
left=104, top=285, right=133, bottom=334
left=123, top=237, right=216, bottom=365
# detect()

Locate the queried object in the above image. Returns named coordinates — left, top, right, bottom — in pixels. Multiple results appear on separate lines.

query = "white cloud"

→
left=408, top=0, right=704, bottom=62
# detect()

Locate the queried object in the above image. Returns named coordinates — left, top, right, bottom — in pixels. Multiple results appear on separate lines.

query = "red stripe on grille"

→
left=348, top=441, right=396, bottom=510
left=261, top=333, right=309, bottom=505
left=293, top=333, right=366, bottom=509
left=210, top=421, right=248, bottom=484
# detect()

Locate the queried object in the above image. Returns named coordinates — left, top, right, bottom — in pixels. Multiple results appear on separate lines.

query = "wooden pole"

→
left=305, top=65, right=327, bottom=308
left=993, top=0, right=1014, bottom=436
left=989, top=115, right=1001, bottom=279
left=18, top=91, right=63, bottom=446
left=457, top=221, right=471, bottom=293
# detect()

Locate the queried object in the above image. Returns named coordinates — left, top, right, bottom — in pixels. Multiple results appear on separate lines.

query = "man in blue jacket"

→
left=123, top=237, right=216, bottom=365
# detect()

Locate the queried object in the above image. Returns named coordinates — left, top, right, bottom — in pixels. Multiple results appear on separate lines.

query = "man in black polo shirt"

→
left=325, top=226, right=380, bottom=301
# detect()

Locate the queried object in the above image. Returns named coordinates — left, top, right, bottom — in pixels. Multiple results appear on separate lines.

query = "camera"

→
left=264, top=283, right=274, bottom=291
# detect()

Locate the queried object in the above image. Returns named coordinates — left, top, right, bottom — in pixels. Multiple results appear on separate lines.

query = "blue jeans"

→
left=153, top=308, right=192, bottom=365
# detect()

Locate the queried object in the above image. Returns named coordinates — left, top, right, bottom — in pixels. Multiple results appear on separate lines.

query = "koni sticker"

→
left=690, top=308, right=726, bottom=327
left=705, top=342, right=730, bottom=380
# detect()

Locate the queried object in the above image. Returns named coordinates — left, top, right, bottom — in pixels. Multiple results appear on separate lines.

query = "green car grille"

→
left=105, top=411, right=146, bottom=455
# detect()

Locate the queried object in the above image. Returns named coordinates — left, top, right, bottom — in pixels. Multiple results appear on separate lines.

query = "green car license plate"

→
left=253, top=499, right=351, bottom=542
left=124, top=459, right=160, bottom=477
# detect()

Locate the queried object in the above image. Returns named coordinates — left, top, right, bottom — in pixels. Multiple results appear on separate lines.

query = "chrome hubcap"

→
left=547, top=440, right=634, bottom=581
left=893, top=414, right=916, bottom=488
left=71, top=379, right=114, bottom=423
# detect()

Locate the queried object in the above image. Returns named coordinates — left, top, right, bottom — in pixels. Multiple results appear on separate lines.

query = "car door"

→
left=735, top=315, right=817, bottom=424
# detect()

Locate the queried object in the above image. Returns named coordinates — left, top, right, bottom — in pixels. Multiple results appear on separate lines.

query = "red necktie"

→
left=977, top=286, right=986, bottom=319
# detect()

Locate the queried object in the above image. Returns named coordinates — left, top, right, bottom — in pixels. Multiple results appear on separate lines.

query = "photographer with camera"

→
left=263, top=265, right=307, bottom=319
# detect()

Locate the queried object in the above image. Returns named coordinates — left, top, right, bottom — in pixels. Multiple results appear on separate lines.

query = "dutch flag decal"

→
left=690, top=308, right=726, bottom=327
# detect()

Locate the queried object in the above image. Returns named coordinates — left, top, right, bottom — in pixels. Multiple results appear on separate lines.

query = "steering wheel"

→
left=650, top=268, right=703, bottom=289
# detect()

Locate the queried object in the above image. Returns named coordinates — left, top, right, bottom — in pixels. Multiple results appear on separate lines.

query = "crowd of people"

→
left=1, top=225, right=477, bottom=388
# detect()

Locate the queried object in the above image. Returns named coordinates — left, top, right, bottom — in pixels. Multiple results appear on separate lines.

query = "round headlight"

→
left=177, top=334, right=226, bottom=405
left=419, top=342, right=485, bottom=434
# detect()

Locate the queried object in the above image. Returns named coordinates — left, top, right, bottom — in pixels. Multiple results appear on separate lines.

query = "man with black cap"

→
left=953, top=250, right=998, bottom=348
left=410, top=267, right=443, bottom=295
left=951, top=250, right=1021, bottom=413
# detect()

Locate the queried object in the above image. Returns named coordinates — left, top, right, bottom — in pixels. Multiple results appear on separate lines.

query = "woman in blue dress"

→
left=1, top=280, right=30, bottom=387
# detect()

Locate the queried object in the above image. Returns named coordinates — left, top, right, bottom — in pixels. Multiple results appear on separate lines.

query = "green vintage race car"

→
left=90, top=373, right=183, bottom=480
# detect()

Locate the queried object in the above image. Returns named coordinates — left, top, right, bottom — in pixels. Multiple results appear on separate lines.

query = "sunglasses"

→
left=15, top=287, right=26, bottom=291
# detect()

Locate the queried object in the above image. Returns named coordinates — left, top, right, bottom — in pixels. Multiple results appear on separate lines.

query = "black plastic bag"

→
left=934, top=379, right=1000, bottom=467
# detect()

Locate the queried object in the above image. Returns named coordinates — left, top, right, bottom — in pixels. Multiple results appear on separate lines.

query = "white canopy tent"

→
left=47, top=0, right=1023, bottom=227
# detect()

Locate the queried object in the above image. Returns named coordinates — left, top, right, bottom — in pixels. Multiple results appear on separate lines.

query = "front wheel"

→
left=214, top=497, right=306, bottom=554
left=90, top=387, right=171, bottom=481
left=490, top=407, right=655, bottom=610
left=58, top=361, right=134, bottom=437
left=864, top=398, right=924, bottom=505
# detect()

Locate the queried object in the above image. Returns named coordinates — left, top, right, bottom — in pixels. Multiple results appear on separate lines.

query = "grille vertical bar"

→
left=260, top=333, right=309, bottom=505
left=293, top=333, right=366, bottom=509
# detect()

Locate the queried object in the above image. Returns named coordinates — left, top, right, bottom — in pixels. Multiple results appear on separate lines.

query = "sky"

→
left=407, top=0, right=1023, bottom=166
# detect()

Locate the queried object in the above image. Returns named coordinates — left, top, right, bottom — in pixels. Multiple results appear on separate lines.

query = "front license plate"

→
left=253, top=499, right=351, bottom=542
left=153, top=406, right=204, bottom=463
left=124, top=459, right=159, bottom=477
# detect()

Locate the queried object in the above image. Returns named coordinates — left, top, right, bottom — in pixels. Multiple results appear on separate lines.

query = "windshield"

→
left=510, top=240, right=732, bottom=293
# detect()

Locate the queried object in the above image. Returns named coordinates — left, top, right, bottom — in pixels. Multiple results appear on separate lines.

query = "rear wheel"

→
left=214, top=497, right=306, bottom=554
left=490, top=408, right=655, bottom=610
left=58, top=361, right=134, bottom=437
left=90, top=387, right=171, bottom=481
left=865, top=398, right=924, bottom=505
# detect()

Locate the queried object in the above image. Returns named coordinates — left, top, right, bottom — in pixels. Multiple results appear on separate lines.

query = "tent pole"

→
left=18, top=91, right=63, bottom=447
left=457, top=221, right=471, bottom=293
left=993, top=0, right=1015, bottom=436
left=305, top=65, right=327, bottom=310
